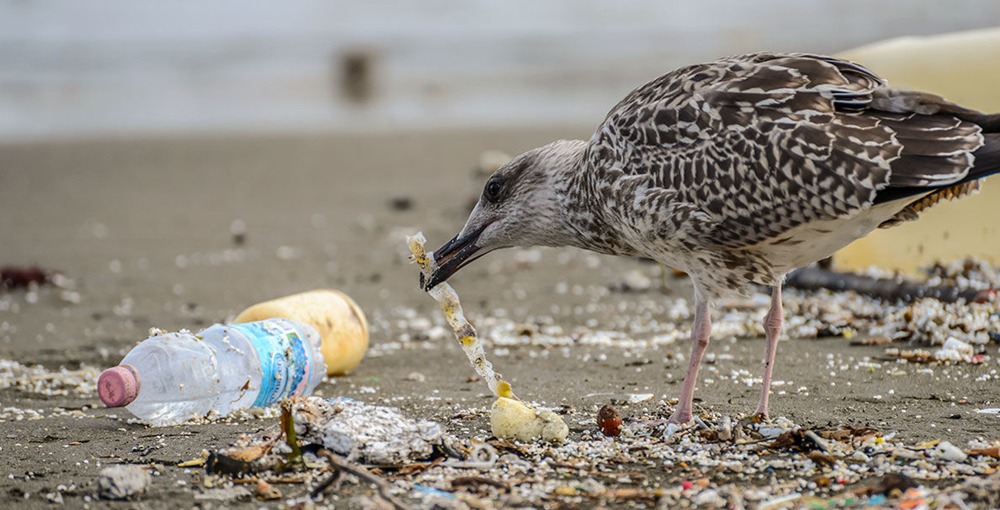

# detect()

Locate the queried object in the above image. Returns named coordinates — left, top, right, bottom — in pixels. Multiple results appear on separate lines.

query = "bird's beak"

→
left=421, top=221, right=493, bottom=290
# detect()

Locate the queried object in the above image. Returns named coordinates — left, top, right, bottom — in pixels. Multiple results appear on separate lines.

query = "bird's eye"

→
left=485, top=179, right=503, bottom=202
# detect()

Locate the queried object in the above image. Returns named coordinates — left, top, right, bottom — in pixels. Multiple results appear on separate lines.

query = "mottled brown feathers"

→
left=449, top=53, right=998, bottom=298
left=569, top=52, right=997, bottom=295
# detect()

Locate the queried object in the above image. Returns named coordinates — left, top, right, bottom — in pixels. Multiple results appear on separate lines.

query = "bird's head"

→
left=422, top=139, right=586, bottom=290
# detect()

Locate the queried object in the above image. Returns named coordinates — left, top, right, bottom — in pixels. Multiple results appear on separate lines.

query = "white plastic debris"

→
left=662, top=422, right=682, bottom=438
left=932, top=441, right=968, bottom=462
left=97, top=465, right=151, bottom=500
left=293, top=397, right=443, bottom=465
left=582, top=392, right=654, bottom=404
left=627, top=393, right=655, bottom=404
left=756, top=426, right=787, bottom=440
left=717, top=415, right=734, bottom=441
left=934, top=336, right=975, bottom=361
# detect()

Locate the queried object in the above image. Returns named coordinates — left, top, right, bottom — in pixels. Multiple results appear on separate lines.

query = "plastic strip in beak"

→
left=407, top=232, right=513, bottom=399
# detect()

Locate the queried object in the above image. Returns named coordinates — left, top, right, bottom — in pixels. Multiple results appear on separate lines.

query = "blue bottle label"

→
left=229, top=321, right=311, bottom=407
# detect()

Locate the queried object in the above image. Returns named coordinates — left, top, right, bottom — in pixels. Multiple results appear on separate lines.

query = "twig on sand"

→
left=785, top=267, right=990, bottom=303
left=313, top=449, right=412, bottom=510
left=450, top=476, right=509, bottom=490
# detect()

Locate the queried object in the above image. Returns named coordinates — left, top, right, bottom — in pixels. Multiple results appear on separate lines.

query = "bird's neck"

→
left=553, top=143, right=635, bottom=256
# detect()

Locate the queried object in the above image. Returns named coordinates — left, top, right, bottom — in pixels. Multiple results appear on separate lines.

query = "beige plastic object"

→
left=833, top=29, right=1000, bottom=274
left=234, top=289, right=369, bottom=376
left=490, top=397, right=569, bottom=443
left=407, top=232, right=569, bottom=443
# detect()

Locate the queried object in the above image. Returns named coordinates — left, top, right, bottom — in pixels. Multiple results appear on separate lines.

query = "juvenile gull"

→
left=423, top=52, right=1000, bottom=424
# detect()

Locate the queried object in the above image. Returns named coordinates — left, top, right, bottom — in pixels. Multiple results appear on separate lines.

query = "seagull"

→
left=422, top=52, right=1000, bottom=424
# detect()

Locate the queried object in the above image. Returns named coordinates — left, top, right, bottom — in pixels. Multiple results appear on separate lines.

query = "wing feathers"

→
left=584, top=52, right=996, bottom=251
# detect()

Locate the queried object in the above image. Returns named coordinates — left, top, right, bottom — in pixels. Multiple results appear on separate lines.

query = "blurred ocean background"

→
left=2, top=0, right=1000, bottom=141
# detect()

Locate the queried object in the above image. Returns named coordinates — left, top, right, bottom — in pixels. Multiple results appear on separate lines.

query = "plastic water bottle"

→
left=233, top=289, right=369, bottom=376
left=97, top=318, right=326, bottom=426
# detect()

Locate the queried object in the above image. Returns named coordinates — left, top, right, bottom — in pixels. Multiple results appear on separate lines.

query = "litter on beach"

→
left=407, top=232, right=568, bottom=443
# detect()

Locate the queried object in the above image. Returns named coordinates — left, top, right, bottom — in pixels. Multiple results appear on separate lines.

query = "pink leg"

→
left=754, top=285, right=783, bottom=418
left=668, top=291, right=711, bottom=424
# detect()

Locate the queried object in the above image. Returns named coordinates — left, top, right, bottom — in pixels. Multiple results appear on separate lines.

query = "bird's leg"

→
left=754, top=285, right=784, bottom=419
left=668, top=292, right=711, bottom=424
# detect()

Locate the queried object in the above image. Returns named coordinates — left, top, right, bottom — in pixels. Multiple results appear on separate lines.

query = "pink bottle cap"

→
left=98, top=364, right=140, bottom=407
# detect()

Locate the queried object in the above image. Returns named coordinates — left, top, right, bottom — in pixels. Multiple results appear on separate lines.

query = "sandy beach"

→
left=1, top=128, right=998, bottom=508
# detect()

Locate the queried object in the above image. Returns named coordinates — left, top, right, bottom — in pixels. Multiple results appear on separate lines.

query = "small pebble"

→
left=597, top=405, right=623, bottom=437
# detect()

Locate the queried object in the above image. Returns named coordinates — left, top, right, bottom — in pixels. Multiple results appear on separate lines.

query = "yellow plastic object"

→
left=832, top=29, right=1000, bottom=274
left=234, top=289, right=369, bottom=376
left=490, top=397, right=569, bottom=443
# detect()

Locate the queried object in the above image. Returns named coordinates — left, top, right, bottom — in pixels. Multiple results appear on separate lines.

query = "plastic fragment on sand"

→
left=932, top=440, right=967, bottom=462
left=407, top=232, right=509, bottom=397
left=490, top=397, right=568, bottom=443
left=97, top=465, right=151, bottom=500
left=933, top=336, right=974, bottom=361
left=296, top=397, right=443, bottom=465
left=413, top=484, right=456, bottom=499
left=408, top=232, right=568, bottom=442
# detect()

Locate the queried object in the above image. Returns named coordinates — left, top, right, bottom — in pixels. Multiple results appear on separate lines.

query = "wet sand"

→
left=1, top=129, right=998, bottom=508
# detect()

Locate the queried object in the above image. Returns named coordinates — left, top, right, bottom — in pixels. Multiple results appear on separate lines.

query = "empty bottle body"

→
left=99, top=318, right=325, bottom=426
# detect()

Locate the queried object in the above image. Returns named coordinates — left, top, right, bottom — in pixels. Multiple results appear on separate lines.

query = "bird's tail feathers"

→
left=877, top=132, right=1000, bottom=228
left=966, top=112, right=1000, bottom=133
left=874, top=88, right=1000, bottom=133
left=970, top=132, right=1000, bottom=181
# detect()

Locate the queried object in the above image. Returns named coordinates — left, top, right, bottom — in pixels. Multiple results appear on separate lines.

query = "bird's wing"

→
left=584, top=52, right=989, bottom=250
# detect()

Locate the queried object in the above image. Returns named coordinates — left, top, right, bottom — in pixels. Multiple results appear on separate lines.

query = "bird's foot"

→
left=752, top=400, right=770, bottom=422
left=635, top=418, right=669, bottom=433
left=667, top=409, right=693, bottom=425
left=633, top=410, right=692, bottom=436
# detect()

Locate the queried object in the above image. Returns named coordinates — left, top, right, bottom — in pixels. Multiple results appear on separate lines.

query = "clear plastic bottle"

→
left=97, top=318, right=326, bottom=426
left=233, top=289, right=369, bottom=376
